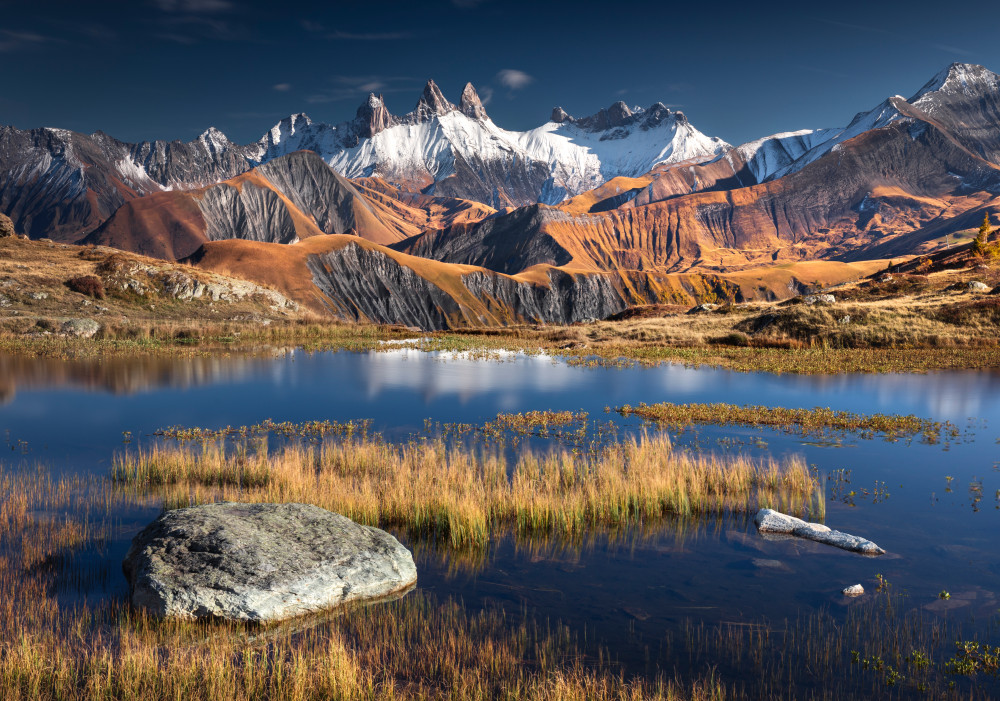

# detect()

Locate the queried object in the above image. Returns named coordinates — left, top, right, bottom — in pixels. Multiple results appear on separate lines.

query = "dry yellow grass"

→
left=111, top=433, right=823, bottom=549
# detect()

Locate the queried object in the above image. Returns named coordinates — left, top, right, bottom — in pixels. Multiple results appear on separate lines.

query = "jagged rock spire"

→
left=355, top=93, right=393, bottom=138
left=551, top=106, right=573, bottom=123
left=606, top=101, right=633, bottom=127
left=459, top=82, right=488, bottom=121
left=641, top=102, right=673, bottom=128
left=414, top=79, right=455, bottom=121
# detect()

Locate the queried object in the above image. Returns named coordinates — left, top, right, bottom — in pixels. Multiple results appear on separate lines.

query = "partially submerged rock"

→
left=754, top=508, right=885, bottom=555
left=123, top=502, right=417, bottom=621
left=842, top=584, right=865, bottom=597
left=752, top=558, right=792, bottom=572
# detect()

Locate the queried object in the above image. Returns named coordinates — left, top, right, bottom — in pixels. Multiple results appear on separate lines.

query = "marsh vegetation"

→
left=111, top=429, right=823, bottom=549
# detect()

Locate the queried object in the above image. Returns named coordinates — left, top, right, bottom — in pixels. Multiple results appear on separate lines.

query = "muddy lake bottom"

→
left=3, top=347, right=1000, bottom=698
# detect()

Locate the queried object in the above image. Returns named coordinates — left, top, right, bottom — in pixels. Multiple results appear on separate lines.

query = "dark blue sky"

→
left=1, top=0, right=998, bottom=146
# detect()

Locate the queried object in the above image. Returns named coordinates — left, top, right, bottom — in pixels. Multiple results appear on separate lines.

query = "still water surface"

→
left=3, top=348, right=999, bottom=694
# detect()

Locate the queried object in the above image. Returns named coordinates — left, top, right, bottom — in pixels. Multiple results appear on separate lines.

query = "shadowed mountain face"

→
left=83, top=151, right=496, bottom=260
left=186, top=234, right=882, bottom=330
left=0, top=126, right=258, bottom=242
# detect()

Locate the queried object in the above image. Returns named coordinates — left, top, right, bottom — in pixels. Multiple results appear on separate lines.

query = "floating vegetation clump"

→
left=616, top=402, right=962, bottom=444
left=154, top=418, right=373, bottom=441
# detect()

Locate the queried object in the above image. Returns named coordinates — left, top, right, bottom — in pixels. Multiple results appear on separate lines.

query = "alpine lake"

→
left=2, top=344, right=999, bottom=699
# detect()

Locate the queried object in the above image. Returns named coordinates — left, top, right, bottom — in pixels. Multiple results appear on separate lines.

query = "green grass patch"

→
left=616, top=402, right=960, bottom=443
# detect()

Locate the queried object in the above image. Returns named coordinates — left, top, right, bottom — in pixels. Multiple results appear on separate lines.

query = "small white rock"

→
left=843, top=584, right=864, bottom=597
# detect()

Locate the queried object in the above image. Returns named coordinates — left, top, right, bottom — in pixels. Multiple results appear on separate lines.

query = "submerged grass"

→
left=111, top=432, right=824, bottom=549
left=0, top=468, right=726, bottom=701
left=616, top=402, right=960, bottom=443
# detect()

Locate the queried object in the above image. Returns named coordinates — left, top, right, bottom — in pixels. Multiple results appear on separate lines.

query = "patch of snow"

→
left=116, top=158, right=162, bottom=190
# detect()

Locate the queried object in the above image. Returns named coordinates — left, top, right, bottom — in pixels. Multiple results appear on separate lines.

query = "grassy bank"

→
left=5, top=236, right=1000, bottom=373
left=0, top=319, right=418, bottom=359
left=111, top=432, right=824, bottom=549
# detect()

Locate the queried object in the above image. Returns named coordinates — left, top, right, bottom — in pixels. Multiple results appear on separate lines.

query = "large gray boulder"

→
left=754, top=508, right=885, bottom=555
left=123, top=502, right=417, bottom=621
left=61, top=318, right=101, bottom=338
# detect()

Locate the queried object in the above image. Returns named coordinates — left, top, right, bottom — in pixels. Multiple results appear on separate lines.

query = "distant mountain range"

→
left=0, top=80, right=726, bottom=241
left=3, top=63, right=1000, bottom=328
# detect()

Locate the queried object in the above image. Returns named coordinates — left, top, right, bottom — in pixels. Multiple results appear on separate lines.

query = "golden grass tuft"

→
left=112, top=432, right=824, bottom=549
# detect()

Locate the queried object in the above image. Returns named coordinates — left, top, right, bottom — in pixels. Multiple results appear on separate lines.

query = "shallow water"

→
left=3, top=348, right=1000, bottom=696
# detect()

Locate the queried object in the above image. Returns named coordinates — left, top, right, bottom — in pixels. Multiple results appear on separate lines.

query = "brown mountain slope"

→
left=83, top=151, right=496, bottom=261
left=353, top=177, right=497, bottom=229
left=187, top=235, right=625, bottom=327
left=186, top=234, right=883, bottom=329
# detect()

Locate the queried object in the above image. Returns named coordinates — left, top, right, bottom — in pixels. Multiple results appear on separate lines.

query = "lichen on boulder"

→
left=123, top=502, right=417, bottom=621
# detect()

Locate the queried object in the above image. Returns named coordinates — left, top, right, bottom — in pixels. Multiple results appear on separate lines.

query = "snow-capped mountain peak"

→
left=262, top=113, right=313, bottom=150
left=354, top=93, right=393, bottom=138
left=247, top=85, right=729, bottom=207
left=198, top=127, right=233, bottom=153
left=909, top=62, right=1000, bottom=105
left=413, top=79, right=455, bottom=121
left=739, top=96, right=909, bottom=183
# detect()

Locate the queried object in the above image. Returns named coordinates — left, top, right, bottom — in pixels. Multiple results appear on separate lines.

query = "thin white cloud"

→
left=153, top=0, right=233, bottom=12
left=273, top=83, right=292, bottom=92
left=931, top=43, right=972, bottom=56
left=496, top=69, right=533, bottom=91
left=0, top=30, right=54, bottom=52
left=818, top=18, right=888, bottom=35
left=306, top=75, right=415, bottom=104
left=479, top=86, right=494, bottom=106
left=328, top=30, right=411, bottom=40
left=155, top=14, right=246, bottom=42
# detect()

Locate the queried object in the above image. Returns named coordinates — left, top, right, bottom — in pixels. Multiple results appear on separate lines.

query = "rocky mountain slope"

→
left=83, top=151, right=494, bottom=260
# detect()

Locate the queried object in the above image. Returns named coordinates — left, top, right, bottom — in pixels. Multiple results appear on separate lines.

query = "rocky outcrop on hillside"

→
left=97, top=252, right=296, bottom=309
left=0, top=212, right=15, bottom=238
left=392, top=205, right=574, bottom=274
